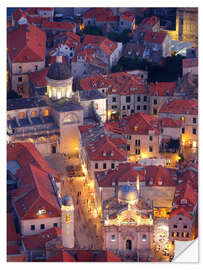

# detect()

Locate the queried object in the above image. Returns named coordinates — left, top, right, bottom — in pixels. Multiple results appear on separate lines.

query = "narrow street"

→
left=45, top=153, right=103, bottom=250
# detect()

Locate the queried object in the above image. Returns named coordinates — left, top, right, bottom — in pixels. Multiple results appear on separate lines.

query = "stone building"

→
left=102, top=184, right=154, bottom=260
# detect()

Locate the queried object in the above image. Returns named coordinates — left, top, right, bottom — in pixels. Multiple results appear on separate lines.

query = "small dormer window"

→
left=149, top=181, right=153, bottom=185
left=110, top=151, right=114, bottom=157
left=103, top=152, right=107, bottom=157
left=158, top=181, right=162, bottom=185
left=181, top=199, right=187, bottom=205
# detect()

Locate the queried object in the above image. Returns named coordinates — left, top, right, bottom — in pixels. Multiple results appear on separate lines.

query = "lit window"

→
left=44, top=109, right=49, bottom=117
left=181, top=116, right=185, bottom=122
left=31, top=111, right=36, bottom=117
left=19, top=112, right=25, bottom=119
left=95, top=103, right=98, bottom=110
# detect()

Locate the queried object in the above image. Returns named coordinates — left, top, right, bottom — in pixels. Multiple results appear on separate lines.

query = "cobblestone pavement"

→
left=45, top=154, right=103, bottom=250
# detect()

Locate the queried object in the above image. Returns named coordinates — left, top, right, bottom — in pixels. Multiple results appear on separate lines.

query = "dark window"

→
left=137, top=96, right=141, bottom=102
left=95, top=163, right=98, bottom=169
left=181, top=232, right=184, bottom=237
left=112, top=105, right=117, bottom=109
left=144, top=96, right=147, bottom=102
left=128, top=135, right=131, bottom=140
left=172, top=232, right=174, bottom=237
left=127, top=145, right=130, bottom=151
left=149, top=146, right=153, bottom=152
left=135, top=149, right=140, bottom=155
left=193, top=118, right=196, bottom=123
left=186, top=232, right=189, bottom=237
left=126, top=239, right=132, bottom=250
left=127, top=105, right=130, bottom=110
left=111, top=163, right=115, bottom=169
left=30, top=225, right=35, bottom=231
left=137, top=106, right=140, bottom=110
left=40, top=224, right=45, bottom=230
left=174, top=224, right=177, bottom=228
left=18, top=77, right=22, bottom=82
left=182, top=128, right=185, bottom=134
left=126, top=96, right=131, bottom=103
left=193, top=128, right=196, bottom=135
left=53, top=223, right=58, bottom=227
left=131, top=109, right=134, bottom=113
left=177, top=232, right=179, bottom=237
left=179, top=217, right=182, bottom=221
left=70, top=53, right=73, bottom=57
left=121, top=21, right=124, bottom=25
left=35, top=65, right=38, bottom=71
left=112, top=97, right=116, bottom=102
left=143, top=105, right=147, bottom=110
left=183, top=225, right=187, bottom=229
left=154, top=99, right=157, bottom=105
left=103, top=163, right=106, bottom=169
left=88, top=21, right=90, bottom=25
left=149, top=136, right=153, bottom=141
left=153, top=108, right=157, bottom=115
left=123, top=106, right=126, bottom=110
left=135, top=140, right=140, bottom=146
left=112, top=235, right=116, bottom=241
left=142, top=234, right=147, bottom=242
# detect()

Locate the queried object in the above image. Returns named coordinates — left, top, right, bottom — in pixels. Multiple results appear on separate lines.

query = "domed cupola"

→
left=46, top=55, right=73, bottom=100
left=118, top=184, right=138, bottom=205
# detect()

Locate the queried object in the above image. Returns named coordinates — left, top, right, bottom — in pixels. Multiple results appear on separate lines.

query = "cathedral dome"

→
left=47, top=56, right=72, bottom=81
left=118, top=184, right=138, bottom=204
left=62, top=195, right=73, bottom=206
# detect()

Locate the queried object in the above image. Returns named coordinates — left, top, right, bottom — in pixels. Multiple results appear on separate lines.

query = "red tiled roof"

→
left=121, top=11, right=134, bottom=17
left=7, top=213, right=18, bottom=243
left=12, top=8, right=27, bottom=22
left=78, top=124, right=95, bottom=134
left=83, top=8, right=113, bottom=19
left=140, top=16, right=160, bottom=28
left=14, top=164, right=61, bottom=220
left=105, top=112, right=160, bottom=135
left=7, top=244, right=20, bottom=255
left=183, top=58, right=198, bottom=68
left=120, top=15, right=134, bottom=22
left=95, top=250, right=121, bottom=262
left=95, top=163, right=145, bottom=187
left=86, top=135, right=127, bottom=161
left=144, top=31, right=167, bottom=43
left=159, top=118, right=182, bottom=128
left=7, top=143, right=58, bottom=180
left=26, top=8, right=53, bottom=15
left=96, top=15, right=118, bottom=23
left=42, top=21, right=75, bottom=31
left=7, top=253, right=26, bottom=262
left=170, top=206, right=193, bottom=219
left=29, top=67, right=48, bottom=87
left=22, top=227, right=60, bottom=250
left=7, top=24, right=46, bottom=63
left=150, top=81, right=176, bottom=96
left=145, top=166, right=177, bottom=186
left=47, top=250, right=76, bottom=262
left=79, top=72, right=146, bottom=95
left=159, top=99, right=198, bottom=115
left=82, top=34, right=117, bottom=56
left=27, top=16, right=44, bottom=25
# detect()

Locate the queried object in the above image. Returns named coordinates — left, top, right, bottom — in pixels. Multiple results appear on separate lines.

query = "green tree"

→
left=83, top=25, right=103, bottom=36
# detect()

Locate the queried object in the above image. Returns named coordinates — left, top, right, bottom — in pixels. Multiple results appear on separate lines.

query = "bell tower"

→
left=61, top=195, right=74, bottom=248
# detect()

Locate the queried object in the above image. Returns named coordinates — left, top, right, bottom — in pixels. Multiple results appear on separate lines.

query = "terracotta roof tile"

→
left=42, top=21, right=75, bottom=32
left=145, top=166, right=177, bottom=186
left=22, top=227, right=60, bottom=250
left=140, top=16, right=160, bottom=28
left=170, top=206, right=193, bottom=219
left=150, top=81, right=176, bottom=96
left=95, top=250, right=121, bottom=262
left=7, top=24, right=46, bottom=63
left=144, top=31, right=167, bottom=43
left=105, top=112, right=160, bottom=135
left=83, top=8, right=113, bottom=19
left=159, top=99, right=198, bottom=115
left=47, top=250, right=76, bottom=262
left=7, top=213, right=18, bottom=243
left=159, top=118, right=182, bottom=128
left=29, top=67, right=48, bottom=87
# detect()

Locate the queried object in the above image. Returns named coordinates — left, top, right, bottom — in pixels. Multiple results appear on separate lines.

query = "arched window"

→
left=126, top=239, right=132, bottom=250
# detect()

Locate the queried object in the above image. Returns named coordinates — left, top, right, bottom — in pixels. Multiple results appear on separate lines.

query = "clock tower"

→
left=61, top=195, right=74, bottom=248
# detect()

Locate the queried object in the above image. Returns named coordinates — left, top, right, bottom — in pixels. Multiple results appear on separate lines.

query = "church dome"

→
left=47, top=56, right=72, bottom=81
left=118, top=184, right=138, bottom=204
left=62, top=195, right=73, bottom=206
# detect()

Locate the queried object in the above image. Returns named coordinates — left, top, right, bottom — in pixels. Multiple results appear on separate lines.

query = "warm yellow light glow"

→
left=193, top=141, right=197, bottom=148
left=107, top=110, right=112, bottom=118
left=82, top=164, right=87, bottom=176
left=141, top=153, right=147, bottom=159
